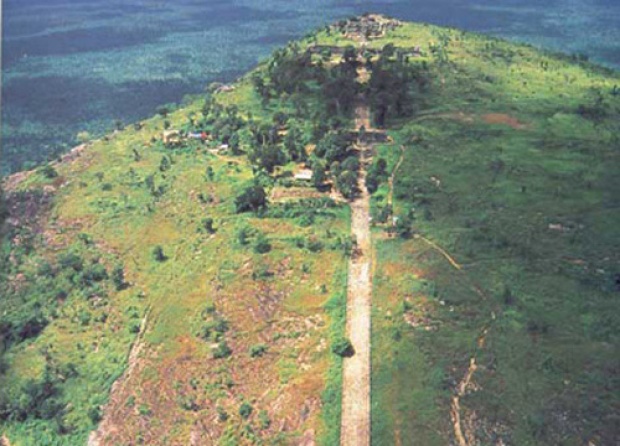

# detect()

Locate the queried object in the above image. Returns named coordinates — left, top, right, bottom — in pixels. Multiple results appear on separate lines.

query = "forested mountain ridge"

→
left=1, top=15, right=619, bottom=445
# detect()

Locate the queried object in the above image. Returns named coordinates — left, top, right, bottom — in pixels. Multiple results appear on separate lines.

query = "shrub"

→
left=78, top=311, right=92, bottom=326
left=197, top=318, right=229, bottom=341
left=298, top=213, right=314, bottom=227
left=236, top=226, right=251, bottom=246
left=41, top=164, right=58, bottom=179
left=249, top=344, right=268, bottom=358
left=239, top=402, right=253, bottom=419
left=59, top=252, right=83, bottom=271
left=217, top=406, right=229, bottom=422
left=258, top=410, right=271, bottom=429
left=82, top=263, right=108, bottom=285
left=254, top=234, right=272, bottom=254
left=306, top=238, right=323, bottom=253
left=37, top=261, right=56, bottom=278
left=88, top=406, right=102, bottom=423
left=252, top=264, right=273, bottom=280
left=138, top=404, right=151, bottom=416
left=331, top=337, right=354, bottom=357
left=212, top=341, right=232, bottom=359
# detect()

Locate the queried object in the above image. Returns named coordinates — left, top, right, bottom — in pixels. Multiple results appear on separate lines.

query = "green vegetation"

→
left=368, top=19, right=620, bottom=446
left=0, top=20, right=353, bottom=443
left=331, top=337, right=354, bottom=357
left=1, top=15, right=618, bottom=446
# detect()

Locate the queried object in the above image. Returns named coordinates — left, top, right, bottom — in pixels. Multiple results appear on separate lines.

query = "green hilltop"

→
left=1, top=15, right=619, bottom=445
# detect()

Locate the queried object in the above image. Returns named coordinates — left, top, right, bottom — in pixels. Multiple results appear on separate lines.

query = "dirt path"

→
left=340, top=65, right=374, bottom=446
left=87, top=307, right=151, bottom=446
left=387, top=146, right=405, bottom=207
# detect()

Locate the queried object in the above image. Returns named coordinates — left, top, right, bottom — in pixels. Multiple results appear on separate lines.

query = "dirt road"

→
left=340, top=66, right=374, bottom=446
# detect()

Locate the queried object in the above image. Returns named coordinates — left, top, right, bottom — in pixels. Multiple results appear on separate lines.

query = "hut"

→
left=294, top=169, right=313, bottom=182
left=163, top=130, right=181, bottom=145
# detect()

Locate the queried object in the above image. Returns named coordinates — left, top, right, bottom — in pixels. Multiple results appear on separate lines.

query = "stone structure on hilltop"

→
left=331, top=14, right=402, bottom=40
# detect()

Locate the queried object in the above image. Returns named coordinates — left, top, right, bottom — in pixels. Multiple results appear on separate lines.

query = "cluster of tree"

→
left=0, top=364, right=64, bottom=423
left=365, top=158, right=388, bottom=193
left=255, top=44, right=321, bottom=98
left=321, top=46, right=359, bottom=116
left=235, top=184, right=268, bottom=214
left=199, top=100, right=246, bottom=152
left=576, top=88, right=611, bottom=122
left=367, top=46, right=431, bottom=127
left=0, top=248, right=119, bottom=354
left=309, top=131, right=361, bottom=198
left=252, top=43, right=359, bottom=127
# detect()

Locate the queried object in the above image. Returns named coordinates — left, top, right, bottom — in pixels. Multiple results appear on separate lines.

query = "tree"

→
left=283, top=124, right=306, bottom=161
left=239, top=402, right=253, bottom=419
left=336, top=170, right=358, bottom=199
left=249, top=145, right=286, bottom=174
left=76, top=131, right=91, bottom=144
left=366, top=170, right=380, bottom=193
left=0, top=186, right=9, bottom=228
left=112, top=265, right=126, bottom=291
left=159, top=156, right=171, bottom=172
left=273, top=111, right=288, bottom=127
left=315, top=132, right=348, bottom=163
left=152, top=246, right=167, bottom=262
left=341, top=156, right=359, bottom=172
left=311, top=160, right=327, bottom=189
left=382, top=43, right=395, bottom=58
left=229, top=133, right=241, bottom=155
left=235, top=185, right=267, bottom=213
left=251, top=73, right=269, bottom=100
left=376, top=158, right=387, bottom=175
left=394, top=214, right=413, bottom=238
left=201, top=218, right=216, bottom=234
left=343, top=45, right=358, bottom=66
left=205, top=166, right=214, bottom=181
left=368, top=55, right=430, bottom=126
left=157, top=105, right=170, bottom=117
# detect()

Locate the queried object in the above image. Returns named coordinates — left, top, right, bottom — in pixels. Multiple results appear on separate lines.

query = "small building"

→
left=188, top=131, right=211, bottom=142
left=294, top=169, right=313, bottom=182
left=216, top=84, right=236, bottom=94
left=163, top=130, right=181, bottom=145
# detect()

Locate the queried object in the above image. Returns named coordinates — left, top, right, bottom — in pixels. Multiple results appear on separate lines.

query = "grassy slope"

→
left=1, top=17, right=619, bottom=446
left=0, top=50, right=351, bottom=444
left=368, top=22, right=620, bottom=445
